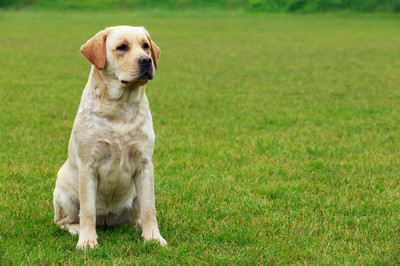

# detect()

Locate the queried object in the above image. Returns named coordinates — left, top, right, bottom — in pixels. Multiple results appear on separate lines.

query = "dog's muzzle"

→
left=138, top=56, right=154, bottom=80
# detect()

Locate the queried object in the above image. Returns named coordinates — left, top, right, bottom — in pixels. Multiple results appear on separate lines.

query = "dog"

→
left=53, top=26, right=167, bottom=250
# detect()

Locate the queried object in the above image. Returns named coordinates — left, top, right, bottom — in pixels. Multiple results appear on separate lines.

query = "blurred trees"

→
left=1, top=0, right=399, bottom=12
left=247, top=0, right=400, bottom=12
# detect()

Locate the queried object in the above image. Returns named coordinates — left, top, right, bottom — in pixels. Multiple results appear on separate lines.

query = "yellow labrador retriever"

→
left=53, top=26, right=166, bottom=249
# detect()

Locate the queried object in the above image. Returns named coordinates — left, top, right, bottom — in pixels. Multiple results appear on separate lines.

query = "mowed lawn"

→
left=1, top=10, right=400, bottom=264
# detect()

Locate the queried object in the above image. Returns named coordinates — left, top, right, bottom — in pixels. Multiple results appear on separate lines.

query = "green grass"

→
left=1, top=10, right=400, bottom=264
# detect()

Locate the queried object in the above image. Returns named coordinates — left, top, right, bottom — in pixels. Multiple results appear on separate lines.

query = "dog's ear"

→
left=80, top=28, right=110, bottom=70
left=145, top=31, right=161, bottom=69
left=150, top=40, right=161, bottom=70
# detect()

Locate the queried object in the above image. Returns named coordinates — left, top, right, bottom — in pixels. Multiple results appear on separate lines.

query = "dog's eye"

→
left=142, top=43, right=150, bottom=50
left=116, top=44, right=129, bottom=51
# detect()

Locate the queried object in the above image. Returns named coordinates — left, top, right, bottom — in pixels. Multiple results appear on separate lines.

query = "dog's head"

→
left=80, top=26, right=160, bottom=86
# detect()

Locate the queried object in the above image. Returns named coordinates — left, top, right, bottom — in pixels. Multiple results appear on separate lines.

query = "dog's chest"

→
left=95, top=119, right=154, bottom=214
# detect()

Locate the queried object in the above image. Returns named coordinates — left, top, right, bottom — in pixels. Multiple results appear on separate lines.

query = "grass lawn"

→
left=1, top=10, right=400, bottom=264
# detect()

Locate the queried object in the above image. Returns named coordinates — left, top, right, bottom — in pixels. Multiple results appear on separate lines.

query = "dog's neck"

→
left=93, top=67, right=145, bottom=103
left=81, top=66, right=148, bottom=121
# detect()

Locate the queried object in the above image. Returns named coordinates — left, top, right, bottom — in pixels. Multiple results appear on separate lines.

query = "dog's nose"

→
left=138, top=56, right=152, bottom=67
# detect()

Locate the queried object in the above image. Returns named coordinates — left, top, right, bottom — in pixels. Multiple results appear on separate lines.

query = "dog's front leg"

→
left=76, top=165, right=98, bottom=250
left=135, top=161, right=167, bottom=246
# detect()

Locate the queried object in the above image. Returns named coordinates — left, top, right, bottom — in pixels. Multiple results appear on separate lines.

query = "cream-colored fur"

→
left=53, top=26, right=166, bottom=250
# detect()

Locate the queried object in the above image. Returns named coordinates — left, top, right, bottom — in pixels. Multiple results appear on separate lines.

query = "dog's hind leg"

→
left=53, top=160, right=80, bottom=235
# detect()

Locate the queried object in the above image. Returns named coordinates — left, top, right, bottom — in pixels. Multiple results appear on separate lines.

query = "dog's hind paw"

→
left=65, top=224, right=80, bottom=235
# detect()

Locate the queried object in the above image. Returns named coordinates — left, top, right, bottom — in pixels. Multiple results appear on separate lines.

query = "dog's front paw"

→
left=156, top=235, right=168, bottom=247
left=143, top=230, right=167, bottom=246
left=76, top=238, right=98, bottom=250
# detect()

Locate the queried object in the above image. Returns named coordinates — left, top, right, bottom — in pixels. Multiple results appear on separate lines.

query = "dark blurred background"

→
left=1, top=0, right=400, bottom=12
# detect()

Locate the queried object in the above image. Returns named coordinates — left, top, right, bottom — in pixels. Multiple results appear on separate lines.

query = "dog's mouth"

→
left=138, top=71, right=153, bottom=81
left=120, top=71, right=153, bottom=85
